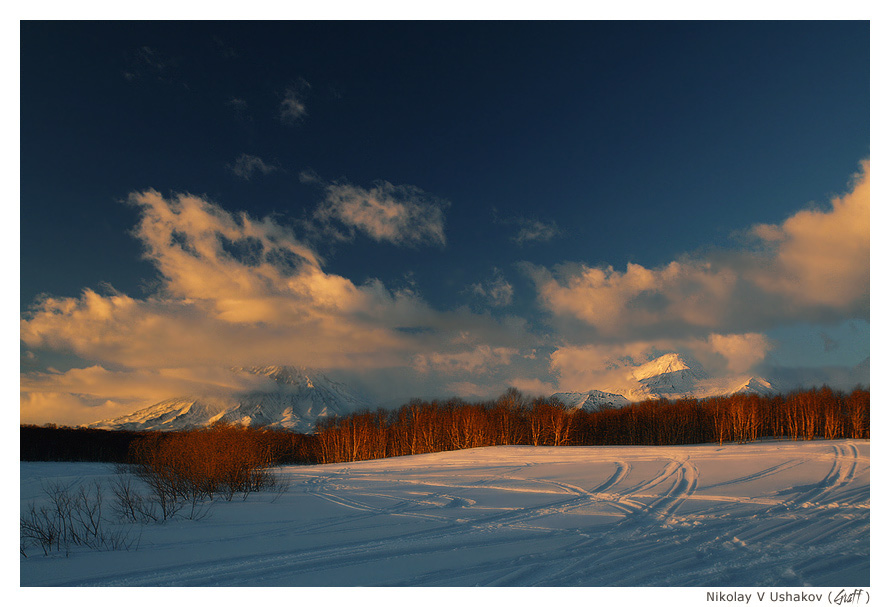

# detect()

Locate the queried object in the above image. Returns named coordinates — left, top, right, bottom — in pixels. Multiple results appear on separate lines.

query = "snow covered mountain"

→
left=87, top=366, right=372, bottom=432
left=630, top=352, right=707, bottom=397
left=549, top=389, right=631, bottom=412
left=552, top=353, right=777, bottom=408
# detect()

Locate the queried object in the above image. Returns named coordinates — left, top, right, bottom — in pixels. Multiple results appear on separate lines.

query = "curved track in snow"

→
left=20, top=440, right=869, bottom=587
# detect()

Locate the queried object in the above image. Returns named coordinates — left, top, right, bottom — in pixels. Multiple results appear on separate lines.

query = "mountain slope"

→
left=552, top=353, right=777, bottom=408
left=550, top=389, right=631, bottom=411
left=87, top=366, right=371, bottom=432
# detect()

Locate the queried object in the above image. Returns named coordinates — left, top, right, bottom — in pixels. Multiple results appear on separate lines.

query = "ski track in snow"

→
left=20, top=440, right=869, bottom=587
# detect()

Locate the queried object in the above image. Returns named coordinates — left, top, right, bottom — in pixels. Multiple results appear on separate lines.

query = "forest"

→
left=310, top=386, right=869, bottom=463
left=21, top=386, right=869, bottom=465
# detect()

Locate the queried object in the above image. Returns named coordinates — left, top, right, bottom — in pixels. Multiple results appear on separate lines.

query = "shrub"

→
left=128, top=424, right=279, bottom=510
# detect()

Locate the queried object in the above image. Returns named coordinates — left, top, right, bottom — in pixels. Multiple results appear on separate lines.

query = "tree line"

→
left=21, top=386, right=868, bottom=466
left=311, top=386, right=869, bottom=463
left=20, top=424, right=318, bottom=464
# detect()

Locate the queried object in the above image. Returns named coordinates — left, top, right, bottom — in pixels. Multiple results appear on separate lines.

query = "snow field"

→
left=20, top=440, right=869, bottom=587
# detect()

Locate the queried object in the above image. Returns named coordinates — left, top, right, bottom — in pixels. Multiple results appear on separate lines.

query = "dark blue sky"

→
left=20, top=21, right=870, bottom=424
left=21, top=21, right=868, bottom=302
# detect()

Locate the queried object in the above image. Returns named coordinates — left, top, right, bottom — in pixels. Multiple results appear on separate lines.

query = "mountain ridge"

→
left=552, top=353, right=777, bottom=409
left=87, top=366, right=372, bottom=433
left=89, top=355, right=786, bottom=432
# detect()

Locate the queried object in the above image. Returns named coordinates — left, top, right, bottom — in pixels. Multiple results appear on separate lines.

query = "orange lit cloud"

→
left=19, top=162, right=869, bottom=425
left=20, top=189, right=526, bottom=423
left=21, top=191, right=440, bottom=370
left=749, top=161, right=869, bottom=309
left=529, top=260, right=737, bottom=337
left=528, top=161, right=869, bottom=341
left=19, top=365, right=256, bottom=426
left=707, top=332, right=774, bottom=374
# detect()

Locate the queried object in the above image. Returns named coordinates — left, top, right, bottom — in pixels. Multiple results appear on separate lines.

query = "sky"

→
left=18, top=20, right=870, bottom=426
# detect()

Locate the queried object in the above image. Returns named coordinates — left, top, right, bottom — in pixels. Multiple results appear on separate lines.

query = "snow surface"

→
left=20, top=440, right=869, bottom=587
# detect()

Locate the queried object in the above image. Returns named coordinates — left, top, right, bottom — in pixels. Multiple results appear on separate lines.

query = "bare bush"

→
left=111, top=466, right=160, bottom=523
left=128, top=425, right=280, bottom=511
left=20, top=480, right=139, bottom=557
left=20, top=502, right=59, bottom=556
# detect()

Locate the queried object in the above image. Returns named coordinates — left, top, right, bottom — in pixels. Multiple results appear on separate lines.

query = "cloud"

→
left=443, top=381, right=498, bottom=400
left=512, top=218, right=560, bottom=244
left=21, top=190, right=429, bottom=370
left=314, top=180, right=448, bottom=247
left=412, top=345, right=520, bottom=375
left=526, top=259, right=737, bottom=340
left=20, top=189, right=529, bottom=424
left=230, top=154, right=277, bottom=180
left=19, top=365, right=253, bottom=426
left=280, top=80, right=310, bottom=124
left=19, top=364, right=341, bottom=426
left=527, top=161, right=869, bottom=342
left=550, top=342, right=657, bottom=394
left=549, top=332, right=774, bottom=393
left=19, top=162, right=869, bottom=425
left=707, top=333, right=773, bottom=374
left=507, top=376, right=558, bottom=397
left=467, top=268, right=514, bottom=307
left=765, top=358, right=869, bottom=392
left=748, top=160, right=869, bottom=310
left=21, top=391, right=108, bottom=427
